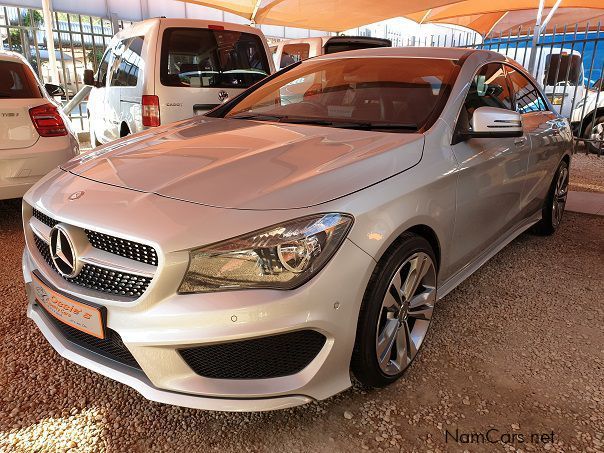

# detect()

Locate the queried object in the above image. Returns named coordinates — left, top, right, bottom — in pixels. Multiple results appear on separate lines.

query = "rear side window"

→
left=0, top=61, right=41, bottom=98
left=160, top=27, right=270, bottom=89
left=280, top=43, right=310, bottom=69
left=506, top=66, right=548, bottom=114
left=110, top=36, right=144, bottom=87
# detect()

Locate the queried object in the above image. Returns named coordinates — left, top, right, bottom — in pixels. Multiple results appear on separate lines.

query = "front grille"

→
left=39, top=304, right=141, bottom=370
left=179, top=330, right=326, bottom=380
left=32, top=208, right=58, bottom=228
left=34, top=235, right=152, bottom=298
left=86, top=230, right=158, bottom=266
left=32, top=208, right=158, bottom=266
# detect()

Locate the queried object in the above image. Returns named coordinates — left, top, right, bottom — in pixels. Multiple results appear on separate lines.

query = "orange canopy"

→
left=179, top=0, right=604, bottom=33
left=179, top=0, right=460, bottom=31
left=406, top=1, right=604, bottom=35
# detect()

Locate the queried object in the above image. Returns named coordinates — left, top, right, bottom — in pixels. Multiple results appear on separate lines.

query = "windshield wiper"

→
left=230, top=114, right=418, bottom=132
left=278, top=116, right=418, bottom=131
left=230, top=113, right=285, bottom=121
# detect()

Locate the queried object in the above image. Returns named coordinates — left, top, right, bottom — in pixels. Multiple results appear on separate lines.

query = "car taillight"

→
left=29, top=103, right=67, bottom=137
left=142, top=95, right=160, bottom=127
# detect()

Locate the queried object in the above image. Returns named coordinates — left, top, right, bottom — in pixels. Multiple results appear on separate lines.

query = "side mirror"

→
left=468, top=106, right=523, bottom=138
left=44, top=83, right=65, bottom=98
left=83, top=69, right=95, bottom=86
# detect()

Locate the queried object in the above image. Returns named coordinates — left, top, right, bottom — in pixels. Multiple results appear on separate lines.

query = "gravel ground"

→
left=570, top=152, right=604, bottom=193
left=0, top=199, right=603, bottom=453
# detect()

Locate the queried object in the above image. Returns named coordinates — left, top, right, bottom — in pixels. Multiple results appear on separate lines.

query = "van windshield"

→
left=160, top=27, right=270, bottom=89
left=544, top=53, right=583, bottom=86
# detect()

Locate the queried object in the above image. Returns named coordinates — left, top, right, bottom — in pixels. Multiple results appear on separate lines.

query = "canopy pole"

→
left=541, top=0, right=563, bottom=29
left=41, top=0, right=59, bottom=84
left=250, top=0, right=262, bottom=25
left=527, top=0, right=546, bottom=76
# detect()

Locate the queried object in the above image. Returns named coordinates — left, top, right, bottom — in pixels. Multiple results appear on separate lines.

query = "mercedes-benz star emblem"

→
left=218, top=90, right=229, bottom=102
left=68, top=191, right=84, bottom=200
left=49, top=225, right=81, bottom=278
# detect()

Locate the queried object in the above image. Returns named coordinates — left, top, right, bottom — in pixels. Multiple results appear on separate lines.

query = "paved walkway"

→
left=566, top=191, right=604, bottom=216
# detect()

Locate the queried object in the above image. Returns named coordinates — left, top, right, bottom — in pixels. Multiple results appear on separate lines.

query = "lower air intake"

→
left=179, top=330, right=326, bottom=380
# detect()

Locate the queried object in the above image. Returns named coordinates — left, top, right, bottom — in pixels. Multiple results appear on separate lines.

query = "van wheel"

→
left=351, top=233, right=437, bottom=387
left=584, top=115, right=604, bottom=154
left=533, top=159, right=569, bottom=236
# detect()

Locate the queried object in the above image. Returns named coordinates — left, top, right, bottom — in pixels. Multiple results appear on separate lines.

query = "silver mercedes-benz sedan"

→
left=22, top=47, right=572, bottom=411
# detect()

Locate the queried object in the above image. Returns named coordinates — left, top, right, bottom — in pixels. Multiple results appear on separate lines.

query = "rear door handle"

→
left=514, top=137, right=527, bottom=146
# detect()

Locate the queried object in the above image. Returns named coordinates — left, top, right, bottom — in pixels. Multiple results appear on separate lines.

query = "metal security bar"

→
left=392, top=23, right=604, bottom=154
left=0, top=5, right=132, bottom=135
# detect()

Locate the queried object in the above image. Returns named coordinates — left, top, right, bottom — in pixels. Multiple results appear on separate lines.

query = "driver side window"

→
left=458, top=63, right=513, bottom=133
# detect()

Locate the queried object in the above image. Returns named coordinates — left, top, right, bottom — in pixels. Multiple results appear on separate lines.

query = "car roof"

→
left=314, top=46, right=501, bottom=62
left=0, top=50, right=30, bottom=64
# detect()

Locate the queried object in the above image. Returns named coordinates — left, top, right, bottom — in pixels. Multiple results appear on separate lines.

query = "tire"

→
left=533, top=159, right=569, bottom=236
left=584, top=115, right=604, bottom=154
left=351, top=233, right=437, bottom=387
left=120, top=124, right=130, bottom=138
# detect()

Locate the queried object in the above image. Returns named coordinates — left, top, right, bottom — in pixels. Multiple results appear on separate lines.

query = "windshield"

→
left=160, top=27, right=270, bottom=89
left=224, top=57, right=458, bottom=131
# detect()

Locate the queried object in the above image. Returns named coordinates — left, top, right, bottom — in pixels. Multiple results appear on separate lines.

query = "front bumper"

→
left=23, top=232, right=374, bottom=411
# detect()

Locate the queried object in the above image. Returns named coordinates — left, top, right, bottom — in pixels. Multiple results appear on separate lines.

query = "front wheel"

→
left=351, top=233, right=437, bottom=387
left=533, top=159, right=569, bottom=236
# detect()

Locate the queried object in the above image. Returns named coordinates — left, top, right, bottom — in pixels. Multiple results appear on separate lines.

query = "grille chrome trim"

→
left=29, top=216, right=51, bottom=243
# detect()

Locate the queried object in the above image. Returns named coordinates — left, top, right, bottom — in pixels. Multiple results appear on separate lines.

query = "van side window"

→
left=457, top=63, right=513, bottom=132
left=96, top=49, right=111, bottom=86
left=505, top=67, right=548, bottom=114
left=280, top=44, right=310, bottom=69
left=110, top=37, right=144, bottom=87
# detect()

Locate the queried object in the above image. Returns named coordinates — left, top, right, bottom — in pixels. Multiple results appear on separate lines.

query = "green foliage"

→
left=87, top=48, right=105, bottom=70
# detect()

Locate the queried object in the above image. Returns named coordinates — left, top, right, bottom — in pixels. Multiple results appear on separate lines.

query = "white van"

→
left=272, top=36, right=391, bottom=71
left=497, top=47, right=585, bottom=119
left=84, top=18, right=275, bottom=146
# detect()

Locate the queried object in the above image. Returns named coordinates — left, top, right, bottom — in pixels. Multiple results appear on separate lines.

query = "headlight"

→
left=178, top=213, right=354, bottom=293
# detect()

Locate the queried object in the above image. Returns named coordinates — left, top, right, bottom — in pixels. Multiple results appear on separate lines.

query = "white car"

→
left=84, top=18, right=275, bottom=147
left=0, top=51, right=79, bottom=200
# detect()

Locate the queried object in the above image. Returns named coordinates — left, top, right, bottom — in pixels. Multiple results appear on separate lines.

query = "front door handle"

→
left=514, top=137, right=527, bottom=146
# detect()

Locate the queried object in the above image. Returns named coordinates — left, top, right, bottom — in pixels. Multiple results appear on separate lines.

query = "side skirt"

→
left=437, top=212, right=542, bottom=301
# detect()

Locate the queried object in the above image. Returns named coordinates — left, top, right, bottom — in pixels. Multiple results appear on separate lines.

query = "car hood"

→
left=65, top=117, right=424, bottom=210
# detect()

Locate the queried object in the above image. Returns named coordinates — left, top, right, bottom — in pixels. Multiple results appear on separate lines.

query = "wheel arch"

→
left=580, top=107, right=604, bottom=136
left=375, top=223, right=442, bottom=273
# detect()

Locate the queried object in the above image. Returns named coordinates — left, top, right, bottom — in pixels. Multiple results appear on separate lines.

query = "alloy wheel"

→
left=552, top=165, right=569, bottom=227
left=375, top=252, right=436, bottom=376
